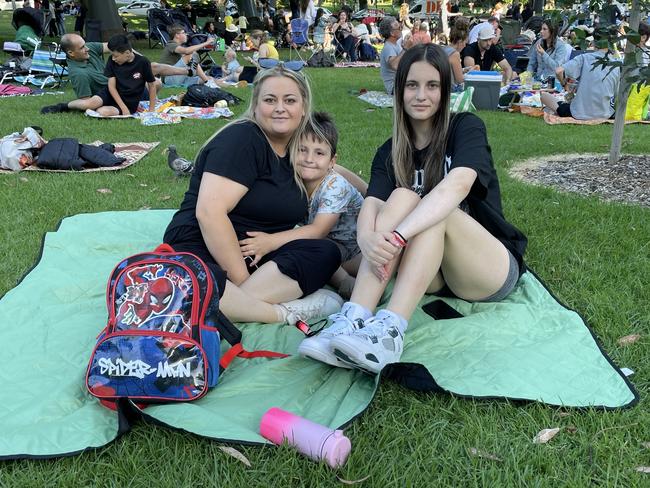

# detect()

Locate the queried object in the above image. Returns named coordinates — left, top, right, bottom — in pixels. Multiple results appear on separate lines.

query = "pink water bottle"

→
left=260, top=407, right=351, bottom=468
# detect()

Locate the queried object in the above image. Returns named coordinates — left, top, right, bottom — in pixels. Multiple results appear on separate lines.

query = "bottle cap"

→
left=322, top=430, right=351, bottom=468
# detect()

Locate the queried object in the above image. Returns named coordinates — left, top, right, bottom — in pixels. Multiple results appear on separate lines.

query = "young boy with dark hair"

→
left=104, top=34, right=157, bottom=116
left=238, top=112, right=366, bottom=300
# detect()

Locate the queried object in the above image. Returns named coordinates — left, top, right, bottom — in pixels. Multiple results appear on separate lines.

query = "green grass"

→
left=1, top=11, right=650, bottom=488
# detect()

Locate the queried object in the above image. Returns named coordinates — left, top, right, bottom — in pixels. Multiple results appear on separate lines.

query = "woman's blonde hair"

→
left=249, top=29, right=268, bottom=44
left=198, top=65, right=313, bottom=194
left=391, top=43, right=452, bottom=195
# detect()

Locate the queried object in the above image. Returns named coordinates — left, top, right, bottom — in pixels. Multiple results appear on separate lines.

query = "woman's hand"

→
left=536, top=42, right=545, bottom=55
left=239, top=231, right=278, bottom=266
left=358, top=230, right=401, bottom=268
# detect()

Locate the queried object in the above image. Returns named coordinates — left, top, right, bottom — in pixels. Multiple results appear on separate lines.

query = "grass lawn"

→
left=0, top=11, right=649, bottom=488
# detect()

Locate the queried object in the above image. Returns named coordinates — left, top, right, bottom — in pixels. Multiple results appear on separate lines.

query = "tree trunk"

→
left=238, top=0, right=257, bottom=17
left=440, top=0, right=450, bottom=39
left=609, top=0, right=641, bottom=163
left=81, top=0, right=124, bottom=42
left=533, top=0, right=543, bottom=15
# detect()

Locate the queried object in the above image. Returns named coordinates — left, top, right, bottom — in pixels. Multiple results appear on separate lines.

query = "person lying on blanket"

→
left=40, top=33, right=192, bottom=114
left=238, top=111, right=367, bottom=300
left=298, top=44, right=528, bottom=374
left=163, top=65, right=347, bottom=326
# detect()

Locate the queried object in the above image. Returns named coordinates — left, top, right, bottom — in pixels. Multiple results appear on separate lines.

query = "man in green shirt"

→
left=41, top=33, right=192, bottom=114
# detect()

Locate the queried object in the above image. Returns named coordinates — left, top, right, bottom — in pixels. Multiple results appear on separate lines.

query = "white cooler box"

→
left=464, top=71, right=502, bottom=110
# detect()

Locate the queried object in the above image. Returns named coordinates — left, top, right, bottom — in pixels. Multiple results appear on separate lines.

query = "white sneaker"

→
left=329, top=314, right=404, bottom=374
left=298, top=311, right=365, bottom=368
left=279, top=289, right=344, bottom=326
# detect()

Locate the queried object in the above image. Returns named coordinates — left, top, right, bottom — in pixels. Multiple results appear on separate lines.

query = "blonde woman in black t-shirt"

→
left=299, top=44, right=527, bottom=374
left=164, top=65, right=344, bottom=326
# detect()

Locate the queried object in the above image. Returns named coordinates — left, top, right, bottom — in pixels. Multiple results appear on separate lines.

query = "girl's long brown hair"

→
left=391, top=43, right=452, bottom=195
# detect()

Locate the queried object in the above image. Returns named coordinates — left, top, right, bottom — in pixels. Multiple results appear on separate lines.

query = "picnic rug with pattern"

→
left=0, top=210, right=637, bottom=459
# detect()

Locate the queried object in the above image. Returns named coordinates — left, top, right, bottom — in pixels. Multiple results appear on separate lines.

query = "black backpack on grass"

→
left=183, top=84, right=242, bottom=107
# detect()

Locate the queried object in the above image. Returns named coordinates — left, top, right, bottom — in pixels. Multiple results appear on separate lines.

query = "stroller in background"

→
left=148, top=8, right=217, bottom=68
left=11, top=7, right=50, bottom=54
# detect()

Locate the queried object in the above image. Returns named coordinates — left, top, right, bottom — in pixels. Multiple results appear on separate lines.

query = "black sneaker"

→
left=40, top=102, right=69, bottom=114
left=189, top=59, right=198, bottom=77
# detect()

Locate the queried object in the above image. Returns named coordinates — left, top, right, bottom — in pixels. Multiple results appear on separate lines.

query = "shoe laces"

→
left=320, top=311, right=362, bottom=337
left=357, top=315, right=395, bottom=340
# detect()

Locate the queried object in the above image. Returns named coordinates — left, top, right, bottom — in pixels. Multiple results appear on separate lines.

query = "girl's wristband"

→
left=391, top=230, right=408, bottom=248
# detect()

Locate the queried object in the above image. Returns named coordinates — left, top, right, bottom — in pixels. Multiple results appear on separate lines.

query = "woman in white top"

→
left=300, top=0, right=317, bottom=26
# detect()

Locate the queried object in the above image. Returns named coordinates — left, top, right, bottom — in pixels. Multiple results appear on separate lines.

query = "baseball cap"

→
left=478, top=26, right=496, bottom=40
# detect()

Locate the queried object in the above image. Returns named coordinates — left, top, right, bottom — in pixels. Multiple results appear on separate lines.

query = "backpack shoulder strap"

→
left=219, top=343, right=288, bottom=369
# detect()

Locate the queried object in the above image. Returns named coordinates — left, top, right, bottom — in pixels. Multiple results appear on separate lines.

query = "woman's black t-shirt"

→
left=164, top=120, right=308, bottom=244
left=366, top=112, right=527, bottom=270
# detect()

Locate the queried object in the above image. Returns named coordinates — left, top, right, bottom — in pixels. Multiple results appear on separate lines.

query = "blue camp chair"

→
left=289, top=18, right=309, bottom=62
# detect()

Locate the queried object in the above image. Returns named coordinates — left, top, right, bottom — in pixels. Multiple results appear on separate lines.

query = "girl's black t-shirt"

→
left=366, top=112, right=527, bottom=270
left=164, top=121, right=308, bottom=244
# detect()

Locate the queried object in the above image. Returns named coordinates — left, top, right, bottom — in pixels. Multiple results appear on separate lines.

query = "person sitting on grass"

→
left=238, top=112, right=367, bottom=300
left=540, top=32, right=620, bottom=120
left=462, top=25, right=513, bottom=84
left=526, top=20, right=571, bottom=80
left=245, top=30, right=280, bottom=68
left=158, top=24, right=215, bottom=87
left=163, top=65, right=344, bottom=326
left=298, top=43, right=527, bottom=374
left=102, top=34, right=157, bottom=116
left=378, top=16, right=415, bottom=95
left=219, top=48, right=244, bottom=82
left=40, top=33, right=191, bottom=114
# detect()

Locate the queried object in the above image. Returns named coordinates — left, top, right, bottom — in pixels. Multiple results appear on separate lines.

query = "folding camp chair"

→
left=1, top=42, right=30, bottom=85
left=289, top=18, right=310, bottom=62
left=12, top=42, right=67, bottom=88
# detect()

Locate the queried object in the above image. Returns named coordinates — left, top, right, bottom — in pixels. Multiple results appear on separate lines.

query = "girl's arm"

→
left=258, top=43, right=269, bottom=58
left=394, top=167, right=477, bottom=240
left=239, top=213, right=340, bottom=265
left=356, top=196, right=398, bottom=267
left=196, top=173, right=250, bottom=285
left=449, top=51, right=465, bottom=84
left=334, top=164, right=368, bottom=196
left=107, top=76, right=129, bottom=115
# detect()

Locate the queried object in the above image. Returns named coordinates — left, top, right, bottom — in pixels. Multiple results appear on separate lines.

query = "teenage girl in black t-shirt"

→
left=299, top=44, right=527, bottom=374
left=164, top=65, right=343, bottom=326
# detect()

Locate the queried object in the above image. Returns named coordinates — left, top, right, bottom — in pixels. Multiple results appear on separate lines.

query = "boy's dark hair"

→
left=305, top=112, right=338, bottom=156
left=107, top=34, right=132, bottom=53
left=639, top=21, right=649, bottom=39
left=168, top=23, right=186, bottom=38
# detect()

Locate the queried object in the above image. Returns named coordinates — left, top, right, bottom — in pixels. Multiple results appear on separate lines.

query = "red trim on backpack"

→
left=154, top=243, right=175, bottom=253
left=219, top=343, right=289, bottom=370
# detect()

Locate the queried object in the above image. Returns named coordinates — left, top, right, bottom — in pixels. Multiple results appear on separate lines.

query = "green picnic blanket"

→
left=0, top=211, right=637, bottom=459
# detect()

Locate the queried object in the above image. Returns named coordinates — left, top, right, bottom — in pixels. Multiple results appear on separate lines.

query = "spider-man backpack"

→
left=86, top=244, right=286, bottom=407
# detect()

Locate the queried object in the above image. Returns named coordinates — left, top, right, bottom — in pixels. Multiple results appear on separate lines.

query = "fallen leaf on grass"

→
left=96, top=188, right=112, bottom=194
left=565, top=425, right=578, bottom=434
left=618, top=334, right=641, bottom=345
left=160, top=195, right=172, bottom=201
left=365, top=108, right=375, bottom=112
left=19, top=177, right=28, bottom=182
left=533, top=428, right=560, bottom=444
left=126, top=173, right=135, bottom=177
left=635, top=466, right=650, bottom=473
left=139, top=183, right=148, bottom=187
left=467, top=447, right=502, bottom=461
left=641, top=442, right=650, bottom=449
left=337, top=475, right=370, bottom=484
left=138, top=206, right=151, bottom=210
left=557, top=412, right=571, bottom=418
left=218, top=446, right=251, bottom=467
